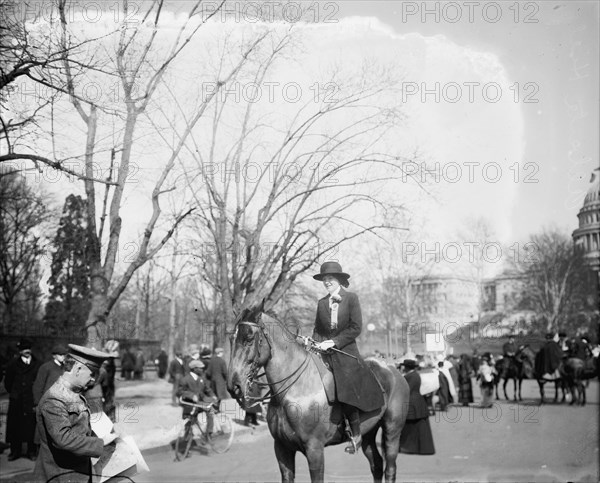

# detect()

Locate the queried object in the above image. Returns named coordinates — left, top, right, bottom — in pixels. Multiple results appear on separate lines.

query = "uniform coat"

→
left=33, top=359, right=65, bottom=445
left=207, top=355, right=229, bottom=401
left=34, top=377, right=104, bottom=483
left=4, top=355, right=40, bottom=449
left=399, top=370, right=435, bottom=455
left=312, top=288, right=384, bottom=412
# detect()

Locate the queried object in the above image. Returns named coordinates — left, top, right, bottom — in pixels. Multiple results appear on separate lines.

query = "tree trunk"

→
left=167, top=244, right=178, bottom=359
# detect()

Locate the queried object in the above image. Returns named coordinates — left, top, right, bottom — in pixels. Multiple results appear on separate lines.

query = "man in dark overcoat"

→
left=207, top=347, right=229, bottom=405
left=168, top=349, right=186, bottom=406
left=4, top=338, right=40, bottom=461
left=310, top=261, right=384, bottom=453
left=34, top=344, right=118, bottom=483
left=156, top=349, right=168, bottom=379
left=33, top=344, right=68, bottom=406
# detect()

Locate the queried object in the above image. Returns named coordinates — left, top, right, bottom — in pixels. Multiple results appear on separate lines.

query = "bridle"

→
left=233, top=313, right=311, bottom=404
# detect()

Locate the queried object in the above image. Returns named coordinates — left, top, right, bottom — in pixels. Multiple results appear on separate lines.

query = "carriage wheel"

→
left=174, top=421, right=194, bottom=461
left=208, top=412, right=235, bottom=454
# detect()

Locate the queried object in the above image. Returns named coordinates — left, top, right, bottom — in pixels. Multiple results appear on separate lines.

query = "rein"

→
left=237, top=317, right=311, bottom=403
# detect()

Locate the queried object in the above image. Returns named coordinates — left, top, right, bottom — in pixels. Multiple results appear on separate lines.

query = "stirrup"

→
left=344, top=434, right=362, bottom=454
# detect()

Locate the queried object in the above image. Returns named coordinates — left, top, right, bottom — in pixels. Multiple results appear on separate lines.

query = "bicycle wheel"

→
left=209, top=412, right=235, bottom=454
left=174, top=421, right=194, bottom=461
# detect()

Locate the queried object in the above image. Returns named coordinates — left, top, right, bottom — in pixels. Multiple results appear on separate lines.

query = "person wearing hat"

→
left=177, top=359, right=217, bottom=434
left=534, top=332, right=563, bottom=380
left=34, top=344, right=118, bottom=483
left=168, top=348, right=186, bottom=406
left=309, top=261, right=384, bottom=454
left=398, top=360, right=435, bottom=455
left=33, top=344, right=68, bottom=407
left=96, top=341, right=119, bottom=422
left=476, top=354, right=496, bottom=408
left=502, top=335, right=517, bottom=359
left=4, top=338, right=41, bottom=461
left=155, top=348, right=169, bottom=379
left=207, top=347, right=229, bottom=407
left=557, top=332, right=570, bottom=358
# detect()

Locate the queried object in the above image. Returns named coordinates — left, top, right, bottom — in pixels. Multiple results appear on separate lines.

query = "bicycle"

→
left=174, top=397, right=235, bottom=461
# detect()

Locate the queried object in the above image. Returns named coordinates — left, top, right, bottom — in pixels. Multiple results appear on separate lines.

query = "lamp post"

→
left=367, top=323, right=376, bottom=353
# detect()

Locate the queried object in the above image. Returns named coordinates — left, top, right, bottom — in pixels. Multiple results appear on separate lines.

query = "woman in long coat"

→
left=399, top=359, right=435, bottom=455
left=310, top=261, right=384, bottom=454
left=457, top=354, right=474, bottom=406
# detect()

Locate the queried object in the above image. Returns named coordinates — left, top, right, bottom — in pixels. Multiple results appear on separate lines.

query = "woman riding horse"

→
left=310, top=261, right=384, bottom=454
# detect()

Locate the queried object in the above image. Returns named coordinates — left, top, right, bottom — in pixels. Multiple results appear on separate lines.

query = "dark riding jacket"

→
left=312, top=288, right=384, bottom=412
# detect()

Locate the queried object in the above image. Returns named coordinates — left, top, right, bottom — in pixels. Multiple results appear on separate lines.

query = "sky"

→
left=334, top=0, right=599, bottom=241
left=158, top=0, right=599, bottom=247
left=18, top=1, right=598, bottom=282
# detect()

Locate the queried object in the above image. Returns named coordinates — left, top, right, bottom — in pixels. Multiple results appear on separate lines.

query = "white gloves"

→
left=317, top=340, right=335, bottom=351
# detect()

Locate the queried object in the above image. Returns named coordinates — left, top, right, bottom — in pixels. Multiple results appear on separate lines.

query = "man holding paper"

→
left=35, top=344, right=118, bottom=483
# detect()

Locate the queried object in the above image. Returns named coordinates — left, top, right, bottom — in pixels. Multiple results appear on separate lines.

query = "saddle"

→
left=310, top=353, right=386, bottom=405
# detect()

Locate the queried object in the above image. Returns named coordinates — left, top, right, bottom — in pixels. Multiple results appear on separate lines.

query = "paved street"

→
left=1, top=379, right=597, bottom=482
left=130, top=380, right=599, bottom=482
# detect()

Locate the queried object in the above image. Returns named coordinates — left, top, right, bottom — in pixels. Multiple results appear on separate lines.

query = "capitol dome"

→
left=572, top=168, right=600, bottom=271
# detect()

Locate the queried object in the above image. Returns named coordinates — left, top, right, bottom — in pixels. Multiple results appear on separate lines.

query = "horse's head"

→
left=227, top=304, right=273, bottom=408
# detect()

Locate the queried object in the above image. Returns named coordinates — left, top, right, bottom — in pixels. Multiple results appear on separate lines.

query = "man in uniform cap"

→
left=34, top=344, right=118, bottom=483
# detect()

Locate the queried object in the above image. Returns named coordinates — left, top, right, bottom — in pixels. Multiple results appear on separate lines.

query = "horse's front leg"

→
left=502, top=379, right=509, bottom=400
left=512, top=378, right=518, bottom=401
left=275, top=441, right=296, bottom=483
left=538, top=381, right=545, bottom=405
left=305, top=440, right=325, bottom=483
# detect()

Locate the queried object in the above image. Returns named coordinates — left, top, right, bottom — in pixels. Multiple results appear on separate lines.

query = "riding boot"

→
left=342, top=404, right=362, bottom=454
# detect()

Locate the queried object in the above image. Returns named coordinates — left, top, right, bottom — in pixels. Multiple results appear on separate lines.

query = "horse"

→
left=561, top=355, right=598, bottom=406
left=494, top=346, right=535, bottom=401
left=532, top=346, right=569, bottom=405
left=227, top=305, right=410, bottom=483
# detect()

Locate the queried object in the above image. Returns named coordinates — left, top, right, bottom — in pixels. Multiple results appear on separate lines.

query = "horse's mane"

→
left=237, top=304, right=302, bottom=332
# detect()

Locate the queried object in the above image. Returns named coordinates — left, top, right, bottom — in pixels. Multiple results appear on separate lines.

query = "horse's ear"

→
left=260, top=297, right=267, bottom=312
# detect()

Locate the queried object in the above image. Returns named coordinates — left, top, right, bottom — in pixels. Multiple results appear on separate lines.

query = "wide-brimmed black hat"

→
left=400, top=359, right=418, bottom=370
left=68, top=344, right=111, bottom=369
left=18, top=338, right=33, bottom=351
left=312, top=261, right=350, bottom=282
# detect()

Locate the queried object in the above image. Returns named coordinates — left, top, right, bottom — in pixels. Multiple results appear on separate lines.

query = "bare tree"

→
left=0, top=1, right=120, bottom=183
left=46, top=0, right=271, bottom=344
left=175, top=30, right=418, bottom=345
left=514, top=227, right=591, bottom=333
left=0, top=171, right=54, bottom=332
